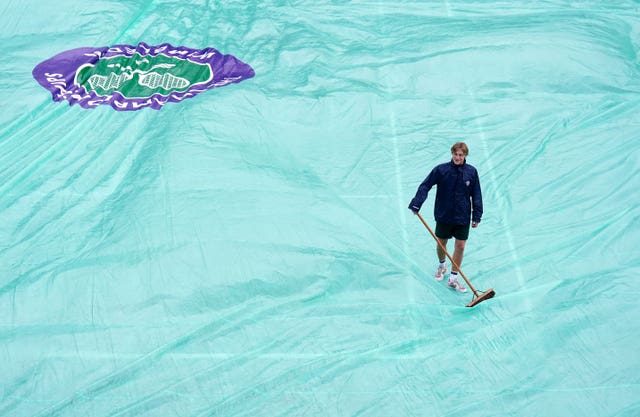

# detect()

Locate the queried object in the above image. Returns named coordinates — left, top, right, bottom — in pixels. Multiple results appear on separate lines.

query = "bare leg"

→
left=451, top=239, right=467, bottom=273
left=436, top=238, right=448, bottom=262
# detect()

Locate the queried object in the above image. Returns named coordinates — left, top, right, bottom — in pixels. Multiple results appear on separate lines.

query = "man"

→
left=408, top=142, right=483, bottom=293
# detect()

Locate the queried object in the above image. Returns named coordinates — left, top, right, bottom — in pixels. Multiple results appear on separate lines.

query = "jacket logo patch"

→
left=465, top=180, right=470, bottom=186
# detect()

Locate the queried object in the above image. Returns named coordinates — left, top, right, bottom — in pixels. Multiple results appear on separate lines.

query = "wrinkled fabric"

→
left=1, top=1, right=640, bottom=417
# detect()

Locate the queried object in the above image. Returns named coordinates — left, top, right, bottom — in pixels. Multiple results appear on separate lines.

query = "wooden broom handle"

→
left=415, top=212, right=479, bottom=296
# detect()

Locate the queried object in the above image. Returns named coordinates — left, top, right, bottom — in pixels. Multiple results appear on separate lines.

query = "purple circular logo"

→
left=33, top=42, right=255, bottom=111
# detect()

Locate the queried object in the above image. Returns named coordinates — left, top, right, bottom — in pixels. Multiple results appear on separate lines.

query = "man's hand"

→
left=472, top=221, right=479, bottom=228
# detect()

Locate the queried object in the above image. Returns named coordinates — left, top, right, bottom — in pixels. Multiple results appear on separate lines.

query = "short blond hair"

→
left=451, top=142, right=469, bottom=156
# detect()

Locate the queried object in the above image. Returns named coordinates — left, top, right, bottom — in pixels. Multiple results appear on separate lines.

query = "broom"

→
left=415, top=212, right=495, bottom=307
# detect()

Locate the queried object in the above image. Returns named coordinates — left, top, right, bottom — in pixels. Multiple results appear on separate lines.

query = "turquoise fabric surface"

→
left=1, top=1, right=639, bottom=416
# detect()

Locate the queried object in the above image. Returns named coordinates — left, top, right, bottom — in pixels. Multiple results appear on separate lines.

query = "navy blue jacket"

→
left=409, top=160, right=483, bottom=225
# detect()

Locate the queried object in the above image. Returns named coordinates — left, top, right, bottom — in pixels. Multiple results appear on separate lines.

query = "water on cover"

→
left=1, top=1, right=639, bottom=416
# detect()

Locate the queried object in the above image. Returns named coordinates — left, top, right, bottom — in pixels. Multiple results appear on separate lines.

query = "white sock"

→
left=450, top=271, right=458, bottom=281
left=439, top=259, right=446, bottom=268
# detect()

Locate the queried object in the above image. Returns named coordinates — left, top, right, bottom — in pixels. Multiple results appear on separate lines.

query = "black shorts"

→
left=435, top=222, right=470, bottom=241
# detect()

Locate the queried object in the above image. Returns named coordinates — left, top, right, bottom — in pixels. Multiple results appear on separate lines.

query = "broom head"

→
left=466, top=288, right=496, bottom=308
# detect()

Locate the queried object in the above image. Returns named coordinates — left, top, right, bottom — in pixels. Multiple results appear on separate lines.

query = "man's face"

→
left=452, top=150, right=466, bottom=165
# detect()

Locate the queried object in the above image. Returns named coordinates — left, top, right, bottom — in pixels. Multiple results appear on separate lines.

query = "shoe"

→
left=434, top=265, right=447, bottom=281
left=447, top=276, right=467, bottom=293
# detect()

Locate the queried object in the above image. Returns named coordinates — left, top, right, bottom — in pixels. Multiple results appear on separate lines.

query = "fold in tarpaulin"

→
left=3, top=1, right=640, bottom=417
left=32, top=42, right=255, bottom=110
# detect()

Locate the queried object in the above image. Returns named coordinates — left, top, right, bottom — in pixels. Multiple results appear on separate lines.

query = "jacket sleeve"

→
left=408, top=168, right=438, bottom=212
left=472, top=170, right=483, bottom=222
